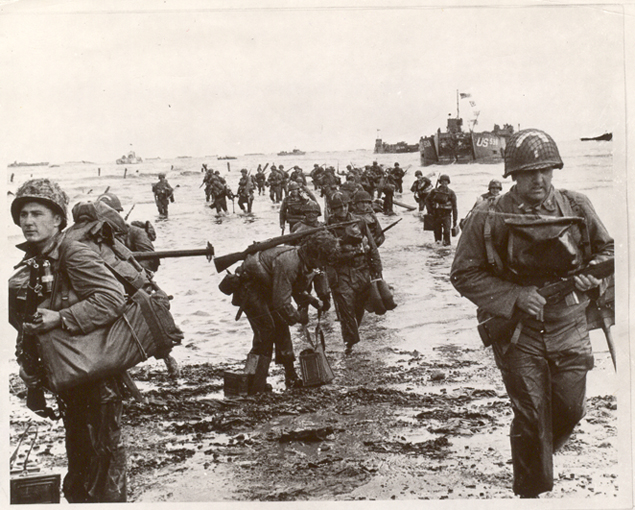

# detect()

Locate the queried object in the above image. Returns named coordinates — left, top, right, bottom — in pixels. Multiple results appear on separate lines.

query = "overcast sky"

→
left=0, top=0, right=628, bottom=163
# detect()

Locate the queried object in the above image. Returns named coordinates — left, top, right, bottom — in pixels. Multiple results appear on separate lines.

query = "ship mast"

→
left=456, top=89, right=460, bottom=119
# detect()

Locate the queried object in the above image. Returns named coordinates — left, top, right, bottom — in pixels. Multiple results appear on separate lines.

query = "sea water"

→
left=5, top=140, right=622, bottom=397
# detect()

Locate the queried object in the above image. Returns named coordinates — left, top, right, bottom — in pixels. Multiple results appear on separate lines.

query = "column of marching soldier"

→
left=9, top=128, right=615, bottom=502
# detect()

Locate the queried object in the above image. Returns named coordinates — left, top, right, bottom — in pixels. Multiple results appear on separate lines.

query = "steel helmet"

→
left=353, top=190, right=372, bottom=203
left=415, top=170, right=423, bottom=177
left=488, top=179, right=502, bottom=190
left=11, top=178, right=69, bottom=229
left=158, top=172, right=166, bottom=178
left=330, top=192, right=348, bottom=209
left=439, top=174, right=451, bottom=184
left=503, top=129, right=563, bottom=177
left=302, top=201, right=321, bottom=214
left=288, top=181, right=300, bottom=191
left=241, top=168, right=248, bottom=174
left=97, top=192, right=124, bottom=212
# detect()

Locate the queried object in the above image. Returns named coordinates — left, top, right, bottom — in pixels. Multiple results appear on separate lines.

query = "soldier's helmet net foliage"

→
left=503, top=129, right=563, bottom=178
left=300, top=231, right=340, bottom=266
left=12, top=178, right=70, bottom=230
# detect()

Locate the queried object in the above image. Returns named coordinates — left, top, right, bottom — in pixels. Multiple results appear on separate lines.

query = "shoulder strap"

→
left=483, top=196, right=504, bottom=276
left=559, top=189, right=592, bottom=262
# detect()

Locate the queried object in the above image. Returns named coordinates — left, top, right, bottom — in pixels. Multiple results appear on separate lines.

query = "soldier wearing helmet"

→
left=9, top=179, right=128, bottom=502
left=291, top=200, right=323, bottom=233
left=351, top=190, right=385, bottom=247
left=97, top=192, right=160, bottom=272
left=152, top=172, right=174, bottom=217
left=279, top=181, right=316, bottom=233
left=237, top=170, right=255, bottom=213
left=410, top=171, right=433, bottom=212
left=390, top=162, right=405, bottom=193
left=325, top=192, right=383, bottom=354
left=451, top=129, right=614, bottom=498
left=425, top=174, right=458, bottom=246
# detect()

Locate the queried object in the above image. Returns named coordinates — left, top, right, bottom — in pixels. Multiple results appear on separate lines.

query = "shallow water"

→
left=6, top=141, right=621, bottom=398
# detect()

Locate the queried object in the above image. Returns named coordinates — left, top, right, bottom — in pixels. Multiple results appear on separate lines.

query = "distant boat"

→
left=217, top=156, right=237, bottom=160
left=581, top=133, right=612, bottom=141
left=420, top=90, right=514, bottom=166
left=374, top=139, right=418, bottom=154
left=116, top=151, right=143, bottom=164
left=278, top=149, right=306, bottom=156
left=8, top=161, right=49, bottom=167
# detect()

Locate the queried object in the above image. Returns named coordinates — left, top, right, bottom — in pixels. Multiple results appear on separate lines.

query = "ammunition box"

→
left=10, top=473, right=61, bottom=504
left=223, top=372, right=252, bottom=397
left=299, top=349, right=325, bottom=386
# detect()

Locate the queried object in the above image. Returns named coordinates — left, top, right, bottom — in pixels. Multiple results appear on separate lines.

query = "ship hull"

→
left=420, top=131, right=507, bottom=166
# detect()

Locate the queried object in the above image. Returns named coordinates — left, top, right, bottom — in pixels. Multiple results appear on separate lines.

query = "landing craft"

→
left=419, top=90, right=514, bottom=166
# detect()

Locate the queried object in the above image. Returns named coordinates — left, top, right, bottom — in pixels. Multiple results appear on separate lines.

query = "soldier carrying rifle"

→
left=450, top=129, right=614, bottom=499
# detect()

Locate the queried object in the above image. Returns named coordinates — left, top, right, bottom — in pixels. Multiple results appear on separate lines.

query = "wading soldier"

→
left=326, top=193, right=383, bottom=354
left=152, top=172, right=174, bottom=217
left=97, top=192, right=159, bottom=273
left=232, top=231, right=338, bottom=391
left=450, top=129, right=614, bottom=499
left=237, top=168, right=255, bottom=213
left=350, top=190, right=385, bottom=247
left=410, top=170, right=433, bottom=212
left=9, top=179, right=128, bottom=502
left=279, top=181, right=316, bottom=233
left=425, top=174, right=458, bottom=245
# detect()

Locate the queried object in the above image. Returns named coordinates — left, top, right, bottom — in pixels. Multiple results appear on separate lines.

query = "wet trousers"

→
left=241, top=287, right=295, bottom=364
left=491, top=310, right=594, bottom=497
left=270, top=185, right=283, bottom=203
left=238, top=195, right=253, bottom=212
left=328, top=264, right=371, bottom=347
left=212, top=197, right=228, bottom=213
left=433, top=211, right=452, bottom=245
left=383, top=190, right=394, bottom=214
left=156, top=197, right=169, bottom=216
left=58, top=378, right=126, bottom=503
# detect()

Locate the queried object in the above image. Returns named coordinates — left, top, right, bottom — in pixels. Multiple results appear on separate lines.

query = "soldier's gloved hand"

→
left=516, top=286, right=546, bottom=319
left=19, top=366, right=41, bottom=389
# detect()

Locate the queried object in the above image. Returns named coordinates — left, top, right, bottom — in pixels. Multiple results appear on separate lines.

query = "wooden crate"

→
left=10, top=473, right=61, bottom=504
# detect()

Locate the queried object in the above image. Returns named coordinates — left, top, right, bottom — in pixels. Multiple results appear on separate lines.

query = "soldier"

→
left=289, top=166, right=307, bottom=186
left=350, top=190, right=385, bottom=247
left=210, top=178, right=234, bottom=215
left=280, top=181, right=317, bottom=233
left=97, top=192, right=159, bottom=273
left=425, top=174, right=458, bottom=246
left=326, top=193, right=383, bottom=354
left=459, top=179, right=504, bottom=229
left=378, top=171, right=397, bottom=215
left=267, top=165, right=284, bottom=203
left=202, top=167, right=216, bottom=202
left=391, top=162, right=405, bottom=193
left=255, top=166, right=267, bottom=195
left=410, top=170, right=433, bottom=212
left=339, top=174, right=364, bottom=204
left=232, top=231, right=338, bottom=391
left=450, top=129, right=614, bottom=498
left=291, top=201, right=323, bottom=233
left=9, top=179, right=128, bottom=502
left=152, top=172, right=174, bottom=217
left=237, top=168, right=255, bottom=213
left=310, top=163, right=324, bottom=190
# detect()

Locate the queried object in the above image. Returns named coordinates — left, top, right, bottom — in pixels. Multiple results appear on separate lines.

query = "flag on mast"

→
left=459, top=92, right=471, bottom=99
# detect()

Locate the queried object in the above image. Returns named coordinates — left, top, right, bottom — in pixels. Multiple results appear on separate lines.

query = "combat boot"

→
left=283, top=361, right=303, bottom=389
left=248, top=354, right=272, bottom=394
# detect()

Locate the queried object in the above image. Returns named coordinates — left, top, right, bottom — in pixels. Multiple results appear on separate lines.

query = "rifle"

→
left=131, top=242, right=214, bottom=262
left=381, top=218, right=402, bottom=234
left=477, top=259, right=615, bottom=350
left=538, top=259, right=614, bottom=305
left=17, top=259, right=57, bottom=420
left=214, top=220, right=358, bottom=273
left=124, top=203, right=136, bottom=221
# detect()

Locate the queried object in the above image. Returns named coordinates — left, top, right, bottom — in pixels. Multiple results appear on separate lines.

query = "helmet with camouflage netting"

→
left=11, top=178, right=69, bottom=229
